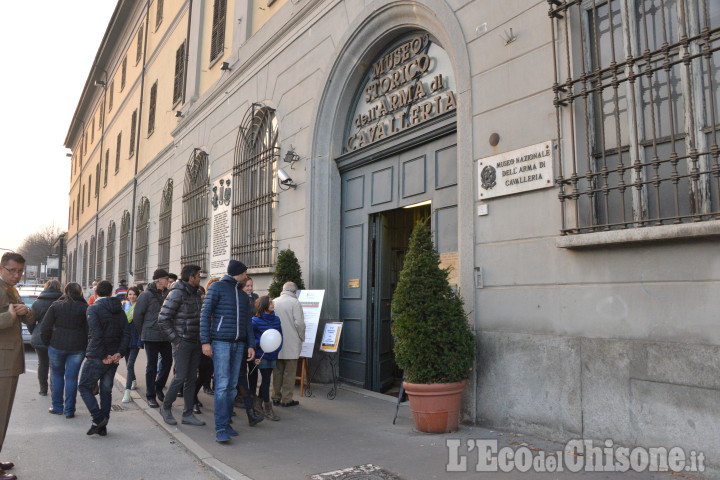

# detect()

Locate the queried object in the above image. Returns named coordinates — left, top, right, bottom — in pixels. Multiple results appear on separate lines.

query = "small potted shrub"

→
left=268, top=248, right=306, bottom=298
left=391, top=220, right=474, bottom=433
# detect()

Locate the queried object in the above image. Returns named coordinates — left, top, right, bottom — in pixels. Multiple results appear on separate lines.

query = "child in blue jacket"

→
left=250, top=296, right=282, bottom=420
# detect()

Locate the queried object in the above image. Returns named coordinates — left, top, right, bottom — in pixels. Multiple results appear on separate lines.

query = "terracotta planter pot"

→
left=403, top=379, right=466, bottom=433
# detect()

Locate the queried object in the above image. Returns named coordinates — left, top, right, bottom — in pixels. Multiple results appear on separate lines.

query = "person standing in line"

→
left=40, top=283, right=88, bottom=418
left=236, top=275, right=260, bottom=415
left=271, top=282, right=305, bottom=407
left=192, top=284, right=213, bottom=414
left=0, top=252, right=33, bottom=480
left=250, top=296, right=282, bottom=421
left=133, top=269, right=172, bottom=408
left=29, top=280, right=63, bottom=396
left=157, top=265, right=205, bottom=427
left=78, top=280, right=130, bottom=436
left=200, top=260, right=260, bottom=443
left=87, top=281, right=99, bottom=305
left=121, top=287, right=141, bottom=403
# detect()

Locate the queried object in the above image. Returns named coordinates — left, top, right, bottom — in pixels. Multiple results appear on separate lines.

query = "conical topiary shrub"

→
left=268, top=248, right=306, bottom=298
left=391, top=220, right=474, bottom=384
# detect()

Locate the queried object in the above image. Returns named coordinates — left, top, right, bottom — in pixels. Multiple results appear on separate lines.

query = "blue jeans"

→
left=211, top=340, right=244, bottom=433
left=78, top=358, right=118, bottom=424
left=125, top=347, right=140, bottom=389
left=48, top=346, right=85, bottom=415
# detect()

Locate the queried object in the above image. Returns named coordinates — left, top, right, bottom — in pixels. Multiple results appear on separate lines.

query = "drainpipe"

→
left=128, top=0, right=151, bottom=278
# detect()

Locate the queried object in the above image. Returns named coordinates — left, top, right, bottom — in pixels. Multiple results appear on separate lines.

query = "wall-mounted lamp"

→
left=220, top=62, right=231, bottom=71
left=175, top=111, right=184, bottom=118
left=94, top=80, right=106, bottom=87
left=278, top=167, right=297, bottom=190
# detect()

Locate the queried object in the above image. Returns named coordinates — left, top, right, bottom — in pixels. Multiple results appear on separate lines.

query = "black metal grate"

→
left=231, top=105, right=278, bottom=269
left=134, top=197, right=150, bottom=283
left=107, top=222, right=115, bottom=284
left=119, top=212, right=131, bottom=283
left=89, top=235, right=96, bottom=285
left=182, top=151, right=209, bottom=272
left=158, top=179, right=173, bottom=271
left=550, top=0, right=720, bottom=234
left=82, top=242, right=88, bottom=287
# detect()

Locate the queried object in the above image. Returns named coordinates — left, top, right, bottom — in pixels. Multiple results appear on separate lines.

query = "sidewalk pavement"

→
left=3, top=349, right=218, bottom=480
left=113, top=350, right=677, bottom=480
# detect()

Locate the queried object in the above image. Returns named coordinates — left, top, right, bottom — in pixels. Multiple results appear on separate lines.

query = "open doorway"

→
left=368, top=202, right=431, bottom=393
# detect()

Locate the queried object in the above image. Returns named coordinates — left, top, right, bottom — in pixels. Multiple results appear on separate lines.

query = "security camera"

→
left=277, top=168, right=297, bottom=189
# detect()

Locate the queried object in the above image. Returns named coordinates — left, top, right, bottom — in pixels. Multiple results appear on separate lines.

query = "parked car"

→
left=17, top=285, right=44, bottom=345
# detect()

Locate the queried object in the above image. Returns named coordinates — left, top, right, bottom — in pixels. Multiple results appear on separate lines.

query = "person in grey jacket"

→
left=271, top=282, right=305, bottom=407
left=157, top=265, right=205, bottom=427
left=133, top=268, right=171, bottom=408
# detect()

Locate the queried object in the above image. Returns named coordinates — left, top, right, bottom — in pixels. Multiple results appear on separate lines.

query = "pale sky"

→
left=0, top=2, right=117, bottom=252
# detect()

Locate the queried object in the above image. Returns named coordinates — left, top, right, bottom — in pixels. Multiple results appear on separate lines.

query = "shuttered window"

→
left=104, top=150, right=109, bottom=186
left=173, top=42, right=186, bottom=106
left=129, top=110, right=137, bottom=157
left=136, top=25, right=144, bottom=65
left=121, top=56, right=127, bottom=91
left=88, top=175, right=92, bottom=205
left=148, top=81, right=158, bottom=136
left=96, top=163, right=100, bottom=196
left=156, top=0, right=164, bottom=29
left=108, top=81, right=114, bottom=112
left=115, top=132, right=122, bottom=173
left=210, top=0, right=227, bottom=62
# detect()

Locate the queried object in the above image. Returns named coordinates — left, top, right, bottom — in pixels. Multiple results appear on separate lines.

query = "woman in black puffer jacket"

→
left=41, top=283, right=89, bottom=418
left=29, top=280, right=63, bottom=396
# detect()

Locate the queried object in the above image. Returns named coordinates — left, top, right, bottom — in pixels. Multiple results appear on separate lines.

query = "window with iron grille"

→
left=76, top=251, right=81, bottom=284
left=88, top=175, right=92, bottom=205
left=104, top=150, right=109, bottom=185
left=89, top=236, right=96, bottom=284
left=182, top=150, right=209, bottom=271
left=550, top=0, right=720, bottom=234
left=96, top=229, right=104, bottom=281
left=121, top=56, right=127, bottom=91
left=210, top=0, right=227, bottom=62
left=156, top=0, right=164, bottom=29
left=119, top=211, right=131, bottom=283
left=173, top=42, right=186, bottom=106
left=115, top=132, right=122, bottom=173
left=68, top=252, right=73, bottom=282
left=135, top=197, right=150, bottom=282
left=129, top=110, right=137, bottom=157
left=137, top=25, right=144, bottom=65
left=148, top=81, right=158, bottom=136
left=106, top=221, right=116, bottom=284
left=158, top=179, right=173, bottom=270
left=95, top=163, right=100, bottom=196
left=81, top=186, right=85, bottom=213
left=82, top=242, right=88, bottom=287
left=231, top=105, right=278, bottom=268
left=109, top=80, right=114, bottom=112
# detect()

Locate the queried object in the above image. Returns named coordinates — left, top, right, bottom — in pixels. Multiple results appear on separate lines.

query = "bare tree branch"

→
left=16, top=224, right=66, bottom=266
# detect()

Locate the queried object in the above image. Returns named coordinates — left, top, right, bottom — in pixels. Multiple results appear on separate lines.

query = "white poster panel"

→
left=297, top=290, right=325, bottom=358
left=209, top=171, right=233, bottom=278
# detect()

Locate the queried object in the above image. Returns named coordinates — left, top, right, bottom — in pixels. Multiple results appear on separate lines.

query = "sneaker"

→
left=160, top=405, right=177, bottom=425
left=216, top=430, right=231, bottom=443
left=181, top=414, right=205, bottom=426
left=122, top=390, right=132, bottom=403
left=48, top=408, right=62, bottom=415
left=131, top=380, right=137, bottom=390
left=226, top=425, right=239, bottom=436
left=193, top=403, right=202, bottom=415
left=98, top=426, right=107, bottom=436
left=281, top=400, right=300, bottom=407
left=147, top=398, right=160, bottom=408
left=86, top=416, right=107, bottom=436
left=87, top=423, right=101, bottom=435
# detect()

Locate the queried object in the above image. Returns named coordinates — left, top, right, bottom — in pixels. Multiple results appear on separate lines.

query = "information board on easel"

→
left=320, top=322, right=343, bottom=352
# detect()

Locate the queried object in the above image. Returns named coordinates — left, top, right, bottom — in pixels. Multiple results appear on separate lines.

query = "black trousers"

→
left=163, top=340, right=201, bottom=415
left=144, top=341, right=172, bottom=399
left=194, top=354, right=214, bottom=403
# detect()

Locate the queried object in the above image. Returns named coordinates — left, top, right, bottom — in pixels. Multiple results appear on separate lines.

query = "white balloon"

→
left=260, top=328, right=282, bottom=353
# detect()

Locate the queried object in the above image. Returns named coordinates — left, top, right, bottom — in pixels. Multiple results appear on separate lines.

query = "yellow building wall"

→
left=198, top=0, right=235, bottom=97
left=250, top=0, right=288, bottom=35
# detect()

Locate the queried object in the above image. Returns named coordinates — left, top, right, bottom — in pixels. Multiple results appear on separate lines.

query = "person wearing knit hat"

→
left=227, top=260, right=247, bottom=277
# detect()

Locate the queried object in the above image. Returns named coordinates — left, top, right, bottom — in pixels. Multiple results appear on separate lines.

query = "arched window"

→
left=232, top=105, right=278, bottom=268
left=182, top=150, right=209, bottom=271
left=96, top=229, right=104, bottom=281
left=89, top=236, right=96, bottom=285
left=82, top=242, right=88, bottom=287
left=134, top=197, right=150, bottom=282
left=158, top=179, right=173, bottom=270
left=106, top=221, right=116, bottom=284
left=119, top=211, right=131, bottom=283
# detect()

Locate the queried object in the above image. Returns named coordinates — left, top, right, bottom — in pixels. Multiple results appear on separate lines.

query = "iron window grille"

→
left=129, top=110, right=137, bottom=157
left=82, top=242, right=88, bottom=287
left=182, top=150, right=210, bottom=272
left=89, top=236, right=96, bottom=285
left=119, top=211, right=131, bottom=283
left=135, top=197, right=150, bottom=283
left=550, top=0, right=720, bottom=234
left=158, top=179, right=173, bottom=270
left=137, top=25, right=144, bottom=65
left=106, top=221, right=115, bottom=284
left=104, top=150, right=109, bottom=186
left=148, top=81, right=158, bottom=136
left=156, top=0, right=164, bottom=29
left=231, top=105, right=278, bottom=269
left=109, top=81, right=114, bottom=112
left=210, top=0, right=227, bottom=62
left=173, top=42, right=186, bottom=106
left=115, top=133, right=122, bottom=173
left=121, top=56, right=127, bottom=91
left=96, top=229, right=104, bottom=281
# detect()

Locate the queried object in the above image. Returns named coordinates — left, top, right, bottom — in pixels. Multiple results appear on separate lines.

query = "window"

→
left=148, top=81, right=158, bottom=135
left=81, top=185, right=85, bottom=213
left=91, top=117, right=95, bottom=143
left=68, top=252, right=74, bottom=282
left=89, top=236, right=96, bottom=285
left=135, top=197, right=150, bottom=282
left=210, top=0, right=227, bottom=62
left=106, top=221, right=116, bottom=284
left=88, top=175, right=92, bottom=205
left=550, top=0, right=720, bottom=234
left=182, top=150, right=210, bottom=271
left=129, top=110, right=137, bottom=157
left=82, top=242, right=88, bottom=287
left=71, top=202, right=75, bottom=225
left=173, top=41, right=186, bottom=106
left=100, top=100, right=105, bottom=130
left=119, top=211, right=130, bottom=283
left=156, top=0, right=164, bottom=29
left=108, top=81, right=114, bottom=112
left=104, top=149, right=109, bottom=186
left=95, top=163, right=101, bottom=196
left=76, top=191, right=80, bottom=223
left=158, top=179, right=173, bottom=270
left=115, top=132, right=122, bottom=173
left=137, top=25, right=144, bottom=64
left=121, top=56, right=127, bottom=91
left=84, top=133, right=88, bottom=155
left=96, top=229, right=104, bottom=281
left=231, top=105, right=279, bottom=268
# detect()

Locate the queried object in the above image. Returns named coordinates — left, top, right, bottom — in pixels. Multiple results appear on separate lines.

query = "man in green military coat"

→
left=0, top=252, right=33, bottom=480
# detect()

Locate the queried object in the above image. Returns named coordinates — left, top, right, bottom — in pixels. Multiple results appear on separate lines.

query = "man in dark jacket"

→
left=28, top=280, right=63, bottom=396
left=200, top=260, right=257, bottom=443
left=78, top=280, right=130, bottom=436
left=158, top=265, right=205, bottom=427
left=134, top=268, right=171, bottom=408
